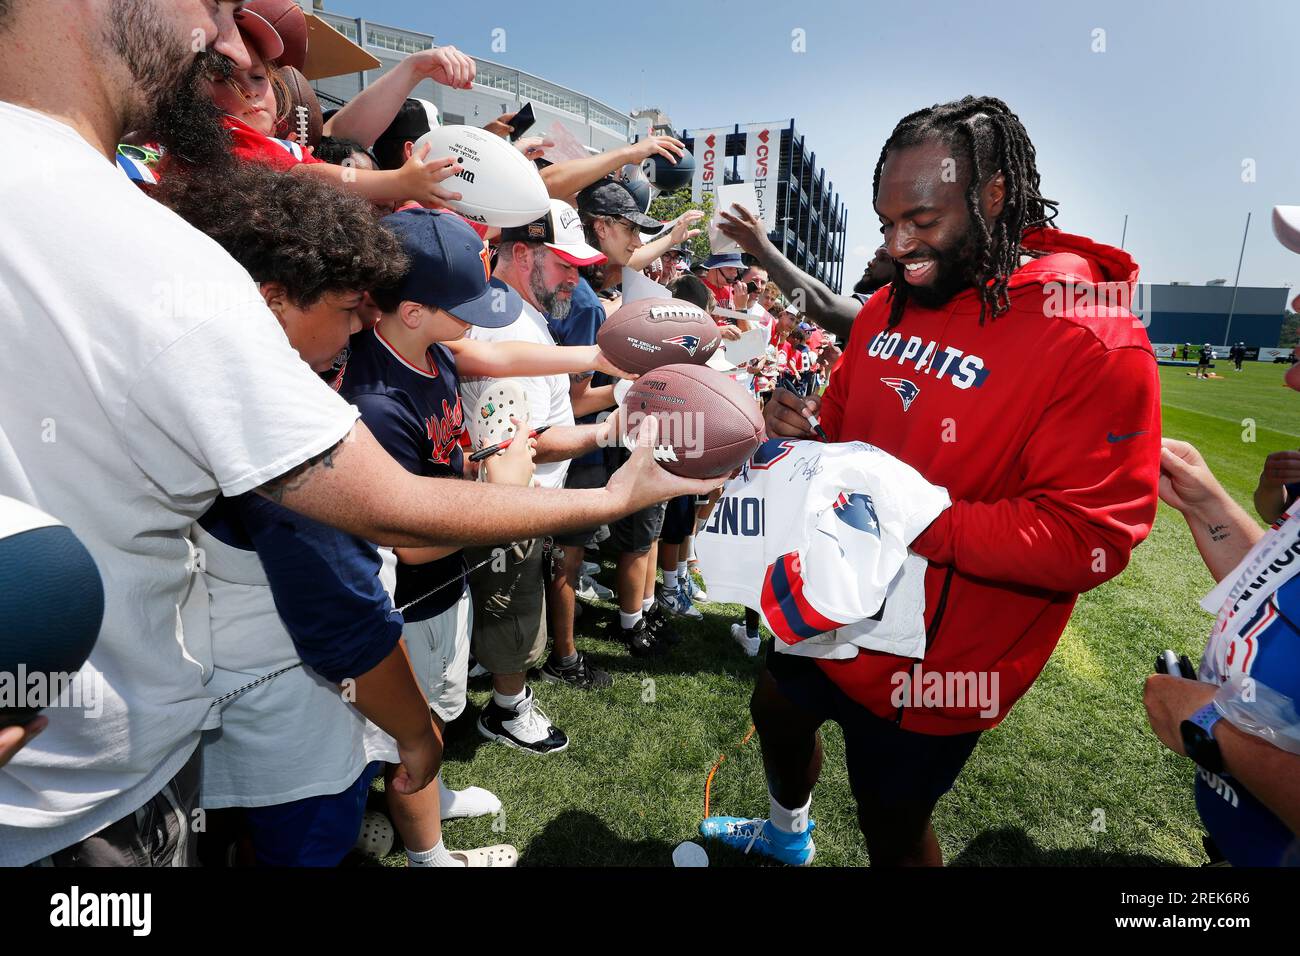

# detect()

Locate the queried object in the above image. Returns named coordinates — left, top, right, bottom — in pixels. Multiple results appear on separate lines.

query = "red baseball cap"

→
left=233, top=9, right=285, bottom=64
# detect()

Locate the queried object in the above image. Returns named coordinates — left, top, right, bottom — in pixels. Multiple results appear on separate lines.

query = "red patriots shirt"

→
left=817, top=228, right=1161, bottom=734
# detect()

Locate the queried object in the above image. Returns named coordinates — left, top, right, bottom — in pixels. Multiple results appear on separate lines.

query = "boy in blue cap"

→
left=340, top=209, right=630, bottom=859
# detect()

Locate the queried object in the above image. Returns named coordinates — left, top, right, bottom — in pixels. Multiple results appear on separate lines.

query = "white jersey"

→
left=696, top=439, right=949, bottom=660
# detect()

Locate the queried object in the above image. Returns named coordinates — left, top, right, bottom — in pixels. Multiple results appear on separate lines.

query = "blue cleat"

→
left=699, top=816, right=816, bottom=866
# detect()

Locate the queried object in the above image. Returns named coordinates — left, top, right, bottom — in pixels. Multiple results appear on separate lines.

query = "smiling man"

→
left=705, top=96, right=1162, bottom=866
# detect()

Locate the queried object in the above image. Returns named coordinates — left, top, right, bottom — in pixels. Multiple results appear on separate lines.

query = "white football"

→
left=413, top=124, right=550, bottom=228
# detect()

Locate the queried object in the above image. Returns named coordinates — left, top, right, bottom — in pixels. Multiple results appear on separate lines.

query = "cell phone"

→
left=508, top=102, right=536, bottom=142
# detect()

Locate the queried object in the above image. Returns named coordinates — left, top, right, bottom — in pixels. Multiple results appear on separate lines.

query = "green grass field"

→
left=395, top=361, right=1300, bottom=867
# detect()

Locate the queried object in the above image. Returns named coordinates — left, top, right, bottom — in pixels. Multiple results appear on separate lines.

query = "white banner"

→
left=744, top=123, right=781, bottom=234
left=691, top=128, right=727, bottom=207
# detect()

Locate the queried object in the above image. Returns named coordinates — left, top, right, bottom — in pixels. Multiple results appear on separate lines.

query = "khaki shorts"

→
left=465, top=540, right=548, bottom=675
left=402, top=587, right=473, bottom=722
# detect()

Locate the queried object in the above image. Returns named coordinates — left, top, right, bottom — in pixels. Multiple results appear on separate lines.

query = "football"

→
left=278, top=66, right=323, bottom=148
left=597, top=298, right=721, bottom=375
left=620, top=364, right=764, bottom=479
left=0, top=497, right=104, bottom=727
left=641, top=149, right=695, bottom=193
left=412, top=125, right=551, bottom=228
left=246, top=0, right=309, bottom=71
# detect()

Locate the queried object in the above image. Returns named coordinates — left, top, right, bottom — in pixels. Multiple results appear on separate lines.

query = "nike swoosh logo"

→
left=1107, top=430, right=1148, bottom=444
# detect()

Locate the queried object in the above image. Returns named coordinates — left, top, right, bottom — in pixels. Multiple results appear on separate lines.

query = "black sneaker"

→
left=476, top=687, right=569, bottom=755
left=619, top=618, right=668, bottom=657
left=645, top=604, right=683, bottom=646
left=540, top=652, right=613, bottom=690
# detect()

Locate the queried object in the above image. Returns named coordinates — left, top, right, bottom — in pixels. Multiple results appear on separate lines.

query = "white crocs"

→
left=354, top=810, right=395, bottom=860
left=449, top=844, right=519, bottom=867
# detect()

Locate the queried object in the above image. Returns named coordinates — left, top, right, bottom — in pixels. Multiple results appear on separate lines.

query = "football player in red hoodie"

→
left=702, top=96, right=1160, bottom=866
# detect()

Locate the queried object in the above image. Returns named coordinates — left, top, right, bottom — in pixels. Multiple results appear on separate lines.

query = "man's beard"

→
left=898, top=224, right=979, bottom=310
left=853, top=271, right=888, bottom=296
left=530, top=260, right=575, bottom=322
left=105, top=0, right=231, bottom=169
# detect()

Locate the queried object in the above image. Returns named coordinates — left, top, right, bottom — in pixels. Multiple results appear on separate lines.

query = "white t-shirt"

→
left=460, top=299, right=576, bottom=490
left=0, top=102, right=358, bottom=865
left=195, top=526, right=398, bottom=809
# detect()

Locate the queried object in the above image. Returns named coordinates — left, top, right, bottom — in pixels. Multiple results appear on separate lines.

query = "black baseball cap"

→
left=372, top=98, right=439, bottom=170
left=576, top=180, right=661, bottom=231
left=381, top=209, right=520, bottom=328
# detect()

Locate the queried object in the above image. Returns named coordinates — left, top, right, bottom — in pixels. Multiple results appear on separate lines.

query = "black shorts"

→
left=660, top=494, right=696, bottom=546
left=763, top=643, right=982, bottom=808
left=553, top=462, right=608, bottom=547
left=609, top=500, right=667, bottom=555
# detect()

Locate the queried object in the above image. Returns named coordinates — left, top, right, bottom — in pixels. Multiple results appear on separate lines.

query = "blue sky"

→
left=334, top=0, right=1300, bottom=295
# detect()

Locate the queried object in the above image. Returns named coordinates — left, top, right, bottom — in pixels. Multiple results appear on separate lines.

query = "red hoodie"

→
left=817, top=229, right=1160, bottom=734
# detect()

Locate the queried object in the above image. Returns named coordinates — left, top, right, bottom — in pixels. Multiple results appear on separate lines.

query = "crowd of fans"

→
left=0, top=0, right=876, bottom=869
left=3, top=0, right=1296, bottom=873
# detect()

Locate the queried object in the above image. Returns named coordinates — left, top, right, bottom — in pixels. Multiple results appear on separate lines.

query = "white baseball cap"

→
left=500, top=199, right=606, bottom=267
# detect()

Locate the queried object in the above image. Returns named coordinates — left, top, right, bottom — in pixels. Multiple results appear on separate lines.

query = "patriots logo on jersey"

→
left=665, top=334, right=701, bottom=356
left=881, top=377, right=920, bottom=411
left=831, top=491, right=880, bottom=538
left=741, top=438, right=797, bottom=481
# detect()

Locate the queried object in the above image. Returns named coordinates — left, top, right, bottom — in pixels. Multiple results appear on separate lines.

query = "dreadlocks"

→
left=872, top=96, right=1059, bottom=328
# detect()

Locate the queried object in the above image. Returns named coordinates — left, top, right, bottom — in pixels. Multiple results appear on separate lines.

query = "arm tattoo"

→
left=1209, top=523, right=1231, bottom=543
left=257, top=435, right=349, bottom=504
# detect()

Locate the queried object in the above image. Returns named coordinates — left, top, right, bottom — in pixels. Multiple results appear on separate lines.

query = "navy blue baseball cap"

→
left=702, top=251, right=746, bottom=270
left=381, top=209, right=520, bottom=328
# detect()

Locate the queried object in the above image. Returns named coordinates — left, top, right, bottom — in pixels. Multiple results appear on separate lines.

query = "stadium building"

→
left=679, top=123, right=848, bottom=294
left=294, top=4, right=847, bottom=293
left=302, top=2, right=633, bottom=152
left=1136, top=282, right=1290, bottom=352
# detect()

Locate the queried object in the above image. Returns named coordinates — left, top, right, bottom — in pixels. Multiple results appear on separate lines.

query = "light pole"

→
left=1224, top=212, right=1251, bottom=348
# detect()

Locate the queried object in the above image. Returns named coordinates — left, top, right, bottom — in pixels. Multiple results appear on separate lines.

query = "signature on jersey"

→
left=788, top=454, right=823, bottom=483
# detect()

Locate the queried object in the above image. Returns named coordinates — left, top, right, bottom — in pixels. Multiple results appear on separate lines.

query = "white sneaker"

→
left=581, top=560, right=600, bottom=576
left=478, top=687, right=569, bottom=755
left=731, top=623, right=761, bottom=657
left=683, top=571, right=708, bottom=603
left=575, top=574, right=613, bottom=602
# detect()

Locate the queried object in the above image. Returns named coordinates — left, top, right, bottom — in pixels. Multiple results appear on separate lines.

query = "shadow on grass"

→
left=440, top=697, right=491, bottom=762
left=569, top=601, right=763, bottom=681
left=518, top=808, right=679, bottom=866
left=950, top=827, right=1193, bottom=867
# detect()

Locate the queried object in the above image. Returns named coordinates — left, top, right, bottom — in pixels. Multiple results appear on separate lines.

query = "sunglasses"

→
left=117, top=144, right=161, bottom=165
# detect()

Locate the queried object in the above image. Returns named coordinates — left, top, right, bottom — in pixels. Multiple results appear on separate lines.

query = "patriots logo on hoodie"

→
left=880, top=377, right=920, bottom=411
left=665, top=334, right=701, bottom=356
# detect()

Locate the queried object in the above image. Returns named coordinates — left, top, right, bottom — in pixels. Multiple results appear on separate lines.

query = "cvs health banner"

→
left=690, top=128, right=728, bottom=206
left=745, top=123, right=783, bottom=234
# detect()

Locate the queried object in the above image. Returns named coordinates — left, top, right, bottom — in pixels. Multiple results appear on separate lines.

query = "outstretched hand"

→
left=716, top=204, right=769, bottom=257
